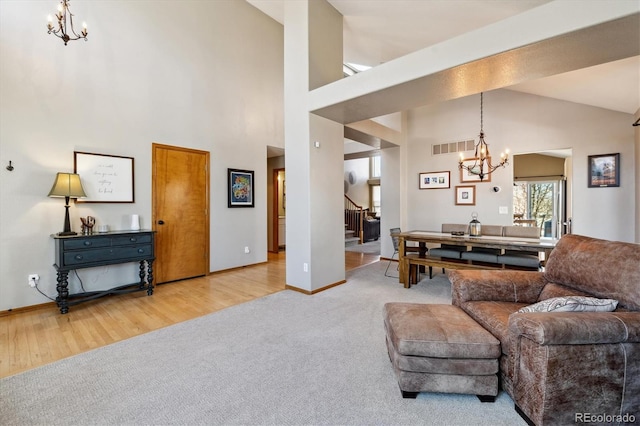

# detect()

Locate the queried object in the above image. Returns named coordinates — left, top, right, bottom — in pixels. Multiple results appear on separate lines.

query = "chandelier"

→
left=47, top=0, right=88, bottom=45
left=458, top=92, right=508, bottom=182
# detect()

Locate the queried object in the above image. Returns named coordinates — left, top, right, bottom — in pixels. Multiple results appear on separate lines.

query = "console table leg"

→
left=146, top=260, right=154, bottom=295
left=56, top=271, right=70, bottom=314
left=139, top=261, right=146, bottom=289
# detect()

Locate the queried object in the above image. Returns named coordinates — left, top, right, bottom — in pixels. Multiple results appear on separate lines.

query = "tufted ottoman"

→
left=383, top=303, right=500, bottom=402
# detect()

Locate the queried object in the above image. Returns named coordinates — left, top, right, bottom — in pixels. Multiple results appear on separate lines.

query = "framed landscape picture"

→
left=228, top=168, right=254, bottom=207
left=419, top=171, right=450, bottom=189
left=588, top=153, right=620, bottom=187
left=460, top=157, right=491, bottom=183
left=455, top=185, right=476, bottom=206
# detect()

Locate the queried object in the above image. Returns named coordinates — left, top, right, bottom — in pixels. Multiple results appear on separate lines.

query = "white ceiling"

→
left=247, top=0, right=639, bottom=115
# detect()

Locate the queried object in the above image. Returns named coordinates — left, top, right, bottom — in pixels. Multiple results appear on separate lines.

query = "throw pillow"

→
left=518, top=296, right=618, bottom=313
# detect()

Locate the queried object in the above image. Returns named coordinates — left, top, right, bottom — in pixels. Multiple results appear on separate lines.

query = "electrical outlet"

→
left=28, top=274, right=39, bottom=287
left=303, top=263, right=308, bottom=272
left=244, top=246, right=250, bottom=254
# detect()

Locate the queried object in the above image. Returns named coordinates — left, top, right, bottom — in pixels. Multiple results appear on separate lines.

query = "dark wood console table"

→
left=52, top=230, right=155, bottom=314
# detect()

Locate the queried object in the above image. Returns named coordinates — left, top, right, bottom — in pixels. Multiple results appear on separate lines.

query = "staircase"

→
left=345, top=225, right=360, bottom=247
left=344, top=194, right=364, bottom=247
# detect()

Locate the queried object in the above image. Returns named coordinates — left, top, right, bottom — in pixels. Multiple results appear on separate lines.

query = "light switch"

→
left=499, top=206, right=509, bottom=215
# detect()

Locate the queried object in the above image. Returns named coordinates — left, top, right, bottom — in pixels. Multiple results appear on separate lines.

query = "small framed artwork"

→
left=588, top=153, right=620, bottom=188
left=228, top=168, right=254, bottom=208
left=455, top=185, right=476, bottom=206
left=74, top=151, right=134, bottom=203
left=419, top=171, right=450, bottom=189
left=460, top=157, right=491, bottom=183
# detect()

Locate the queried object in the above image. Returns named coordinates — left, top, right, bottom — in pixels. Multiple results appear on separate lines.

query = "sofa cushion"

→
left=498, top=251, right=540, bottom=269
left=544, top=234, right=640, bottom=311
left=461, top=250, right=499, bottom=263
left=458, top=300, right=527, bottom=355
left=518, top=296, right=619, bottom=313
left=537, top=282, right=590, bottom=300
left=429, top=244, right=464, bottom=259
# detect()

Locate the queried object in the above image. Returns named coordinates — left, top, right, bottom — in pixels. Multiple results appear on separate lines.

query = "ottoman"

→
left=383, top=303, right=500, bottom=402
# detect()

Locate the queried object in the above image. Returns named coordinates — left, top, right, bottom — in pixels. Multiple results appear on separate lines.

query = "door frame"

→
left=152, top=143, right=210, bottom=279
left=271, top=168, right=285, bottom=253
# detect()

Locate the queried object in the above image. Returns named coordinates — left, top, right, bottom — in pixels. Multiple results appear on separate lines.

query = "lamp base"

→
left=58, top=231, right=77, bottom=236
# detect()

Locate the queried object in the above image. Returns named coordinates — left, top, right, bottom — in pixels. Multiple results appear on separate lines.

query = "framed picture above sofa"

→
left=588, top=153, right=620, bottom=188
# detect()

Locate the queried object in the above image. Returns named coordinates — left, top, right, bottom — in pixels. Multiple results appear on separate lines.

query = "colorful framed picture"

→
left=74, top=151, right=134, bottom=203
left=419, top=171, right=450, bottom=189
left=588, top=153, right=620, bottom=188
left=460, top=157, right=491, bottom=183
left=228, top=168, right=254, bottom=208
left=455, top=185, right=476, bottom=206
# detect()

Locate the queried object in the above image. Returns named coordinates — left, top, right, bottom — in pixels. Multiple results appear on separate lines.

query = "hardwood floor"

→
left=0, top=250, right=380, bottom=378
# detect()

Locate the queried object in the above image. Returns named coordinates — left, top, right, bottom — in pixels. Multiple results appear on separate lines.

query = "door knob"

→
left=158, top=220, right=165, bottom=225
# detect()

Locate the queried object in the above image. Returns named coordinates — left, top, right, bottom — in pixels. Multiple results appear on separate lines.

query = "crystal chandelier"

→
left=458, top=92, right=509, bottom=182
left=47, top=0, right=88, bottom=45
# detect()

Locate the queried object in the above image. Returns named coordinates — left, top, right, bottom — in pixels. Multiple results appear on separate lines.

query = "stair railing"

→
left=344, top=194, right=364, bottom=244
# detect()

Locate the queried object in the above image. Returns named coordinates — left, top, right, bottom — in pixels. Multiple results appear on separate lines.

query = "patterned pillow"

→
left=518, top=296, right=618, bottom=313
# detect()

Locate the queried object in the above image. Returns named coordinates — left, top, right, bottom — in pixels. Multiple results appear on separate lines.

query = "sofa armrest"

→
left=509, top=312, right=640, bottom=345
left=449, top=270, right=547, bottom=306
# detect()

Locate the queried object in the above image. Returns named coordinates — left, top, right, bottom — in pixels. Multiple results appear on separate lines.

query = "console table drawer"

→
left=63, top=245, right=153, bottom=266
left=63, top=237, right=112, bottom=250
left=112, top=234, right=152, bottom=246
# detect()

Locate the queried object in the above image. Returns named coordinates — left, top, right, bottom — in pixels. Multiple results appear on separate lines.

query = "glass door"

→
left=513, top=180, right=565, bottom=238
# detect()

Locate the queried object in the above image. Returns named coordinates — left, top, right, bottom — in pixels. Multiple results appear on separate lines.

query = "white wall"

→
left=0, top=1, right=283, bottom=311
left=405, top=89, right=635, bottom=242
left=343, top=158, right=370, bottom=208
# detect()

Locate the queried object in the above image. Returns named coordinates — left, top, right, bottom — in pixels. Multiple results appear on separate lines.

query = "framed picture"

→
left=228, top=168, right=254, bottom=208
left=588, top=153, right=620, bottom=187
left=455, top=185, right=476, bottom=206
left=419, top=171, right=450, bottom=189
left=460, top=157, right=491, bottom=183
left=74, top=151, right=134, bottom=203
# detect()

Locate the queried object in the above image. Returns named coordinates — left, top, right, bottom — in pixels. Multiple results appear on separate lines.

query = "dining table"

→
left=398, top=230, right=558, bottom=287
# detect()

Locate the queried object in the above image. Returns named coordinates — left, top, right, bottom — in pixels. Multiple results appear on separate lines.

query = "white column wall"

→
left=635, top=108, right=640, bottom=243
left=284, top=0, right=344, bottom=292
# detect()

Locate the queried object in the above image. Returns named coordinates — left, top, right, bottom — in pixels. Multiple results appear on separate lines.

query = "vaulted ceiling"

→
left=248, top=0, right=639, bottom=115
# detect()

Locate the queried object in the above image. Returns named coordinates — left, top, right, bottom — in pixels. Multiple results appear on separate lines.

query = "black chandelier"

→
left=47, top=0, right=88, bottom=45
left=458, top=92, right=508, bottom=182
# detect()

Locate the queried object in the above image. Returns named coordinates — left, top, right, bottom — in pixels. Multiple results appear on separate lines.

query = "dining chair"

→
left=385, top=228, right=421, bottom=277
left=384, top=228, right=402, bottom=277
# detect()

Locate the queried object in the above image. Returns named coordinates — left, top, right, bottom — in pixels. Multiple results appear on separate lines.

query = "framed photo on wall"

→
left=455, top=185, right=476, bottom=206
left=419, top=171, right=450, bottom=189
left=459, top=157, right=491, bottom=183
left=228, top=168, right=254, bottom=207
left=588, top=153, right=620, bottom=187
left=74, top=151, right=134, bottom=203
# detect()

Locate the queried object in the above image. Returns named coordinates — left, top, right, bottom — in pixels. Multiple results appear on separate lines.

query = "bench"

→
left=402, top=254, right=505, bottom=287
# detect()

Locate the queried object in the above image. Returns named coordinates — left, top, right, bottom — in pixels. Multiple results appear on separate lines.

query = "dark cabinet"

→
left=52, top=231, right=155, bottom=314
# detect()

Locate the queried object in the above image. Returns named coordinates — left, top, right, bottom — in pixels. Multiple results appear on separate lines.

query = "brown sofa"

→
left=448, top=234, right=640, bottom=425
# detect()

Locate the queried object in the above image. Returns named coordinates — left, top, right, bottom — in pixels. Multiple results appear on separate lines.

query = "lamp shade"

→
left=48, top=173, right=87, bottom=198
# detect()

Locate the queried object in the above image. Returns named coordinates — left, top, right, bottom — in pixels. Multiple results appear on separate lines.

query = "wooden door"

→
left=152, top=144, right=209, bottom=283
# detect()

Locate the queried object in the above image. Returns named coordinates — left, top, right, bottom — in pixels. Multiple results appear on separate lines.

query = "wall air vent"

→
left=432, top=139, right=475, bottom=156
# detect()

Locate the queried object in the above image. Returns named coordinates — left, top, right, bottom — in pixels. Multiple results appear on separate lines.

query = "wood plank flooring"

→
left=0, top=251, right=380, bottom=378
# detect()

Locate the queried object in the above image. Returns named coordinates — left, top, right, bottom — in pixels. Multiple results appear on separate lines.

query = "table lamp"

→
left=48, top=172, right=87, bottom=235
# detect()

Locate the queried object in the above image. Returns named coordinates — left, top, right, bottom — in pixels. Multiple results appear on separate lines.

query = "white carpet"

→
left=0, top=262, right=526, bottom=426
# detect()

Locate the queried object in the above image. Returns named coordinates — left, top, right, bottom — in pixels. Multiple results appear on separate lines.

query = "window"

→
left=370, top=155, right=381, bottom=178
